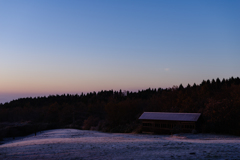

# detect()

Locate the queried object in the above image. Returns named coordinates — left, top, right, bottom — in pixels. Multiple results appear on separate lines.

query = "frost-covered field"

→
left=1, top=129, right=240, bottom=160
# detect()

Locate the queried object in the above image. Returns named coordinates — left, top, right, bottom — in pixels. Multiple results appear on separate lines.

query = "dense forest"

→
left=0, top=77, right=240, bottom=139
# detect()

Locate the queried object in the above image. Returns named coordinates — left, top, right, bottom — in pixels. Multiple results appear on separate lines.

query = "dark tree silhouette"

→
left=0, top=77, right=240, bottom=137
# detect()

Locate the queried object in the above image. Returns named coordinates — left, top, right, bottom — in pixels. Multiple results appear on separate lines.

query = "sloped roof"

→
left=139, top=112, right=201, bottom=122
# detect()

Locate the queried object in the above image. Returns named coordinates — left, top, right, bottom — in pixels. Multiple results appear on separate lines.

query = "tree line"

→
left=0, top=77, right=240, bottom=136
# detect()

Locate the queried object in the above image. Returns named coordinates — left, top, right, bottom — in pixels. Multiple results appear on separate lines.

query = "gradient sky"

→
left=1, top=0, right=240, bottom=103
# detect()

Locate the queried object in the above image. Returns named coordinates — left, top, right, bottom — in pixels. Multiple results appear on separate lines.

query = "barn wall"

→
left=142, top=120, right=197, bottom=134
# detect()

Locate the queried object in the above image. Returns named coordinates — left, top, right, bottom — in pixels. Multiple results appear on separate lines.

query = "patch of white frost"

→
left=1, top=129, right=240, bottom=160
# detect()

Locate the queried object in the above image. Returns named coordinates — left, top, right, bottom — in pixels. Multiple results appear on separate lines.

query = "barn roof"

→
left=139, top=112, right=201, bottom=122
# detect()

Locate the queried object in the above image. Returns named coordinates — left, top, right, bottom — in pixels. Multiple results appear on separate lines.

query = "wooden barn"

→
left=139, top=112, right=202, bottom=134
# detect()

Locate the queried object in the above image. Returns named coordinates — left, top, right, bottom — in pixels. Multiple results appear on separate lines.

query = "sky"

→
left=0, top=0, right=240, bottom=103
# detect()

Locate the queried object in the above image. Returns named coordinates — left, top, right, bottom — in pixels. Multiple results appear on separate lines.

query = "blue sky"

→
left=0, top=0, right=240, bottom=103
